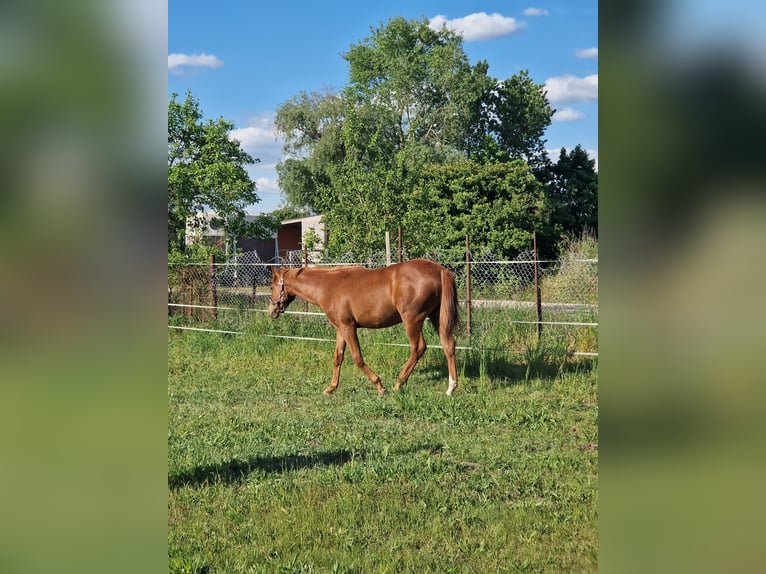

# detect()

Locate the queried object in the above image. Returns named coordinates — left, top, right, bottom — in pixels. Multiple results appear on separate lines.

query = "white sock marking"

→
left=446, top=376, right=457, bottom=396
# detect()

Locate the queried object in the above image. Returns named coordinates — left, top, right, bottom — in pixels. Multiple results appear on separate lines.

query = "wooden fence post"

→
left=533, top=232, right=542, bottom=342
left=209, top=253, right=218, bottom=321
left=465, top=233, right=472, bottom=338
left=251, top=268, right=258, bottom=307
left=181, top=268, right=190, bottom=319
left=303, top=244, right=309, bottom=311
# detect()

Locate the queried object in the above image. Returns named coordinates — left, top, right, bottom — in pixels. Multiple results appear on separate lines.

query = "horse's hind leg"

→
left=431, top=311, right=458, bottom=396
left=441, top=333, right=458, bottom=396
left=394, top=318, right=427, bottom=391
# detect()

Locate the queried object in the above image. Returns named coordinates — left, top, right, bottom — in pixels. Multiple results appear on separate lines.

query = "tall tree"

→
left=274, top=17, right=559, bottom=257
left=344, top=17, right=488, bottom=155
left=549, top=145, right=599, bottom=237
left=168, top=90, right=273, bottom=255
left=274, top=90, right=345, bottom=211
left=478, top=70, right=554, bottom=168
left=276, top=17, right=488, bottom=220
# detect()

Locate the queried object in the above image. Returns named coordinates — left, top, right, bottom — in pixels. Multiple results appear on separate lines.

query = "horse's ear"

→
left=295, top=267, right=305, bottom=277
left=271, top=266, right=279, bottom=278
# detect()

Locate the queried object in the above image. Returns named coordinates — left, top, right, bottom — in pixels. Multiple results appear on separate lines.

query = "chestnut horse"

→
left=267, top=259, right=459, bottom=396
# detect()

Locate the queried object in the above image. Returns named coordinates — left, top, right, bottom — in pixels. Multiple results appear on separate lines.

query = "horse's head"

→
left=268, top=267, right=295, bottom=319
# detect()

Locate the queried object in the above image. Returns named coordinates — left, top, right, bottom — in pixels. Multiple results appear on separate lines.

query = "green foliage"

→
left=168, top=330, right=598, bottom=573
left=408, top=160, right=552, bottom=260
left=274, top=17, right=571, bottom=259
left=319, top=157, right=415, bottom=259
left=275, top=90, right=345, bottom=211
left=344, top=17, right=486, bottom=154
left=168, top=242, right=224, bottom=266
left=302, top=227, right=322, bottom=252
left=549, top=145, right=598, bottom=238
left=542, top=231, right=599, bottom=305
left=557, top=228, right=599, bottom=260
left=478, top=70, right=554, bottom=166
left=168, top=90, right=269, bottom=253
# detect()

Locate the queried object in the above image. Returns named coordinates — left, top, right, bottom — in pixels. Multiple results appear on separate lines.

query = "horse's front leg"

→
left=324, top=331, right=346, bottom=395
left=342, top=324, right=386, bottom=395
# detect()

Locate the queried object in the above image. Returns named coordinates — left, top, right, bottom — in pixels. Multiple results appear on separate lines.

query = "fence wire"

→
left=168, top=250, right=598, bottom=356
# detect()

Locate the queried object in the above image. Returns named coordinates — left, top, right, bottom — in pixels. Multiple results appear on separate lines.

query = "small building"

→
left=186, top=211, right=326, bottom=262
left=276, top=215, right=326, bottom=259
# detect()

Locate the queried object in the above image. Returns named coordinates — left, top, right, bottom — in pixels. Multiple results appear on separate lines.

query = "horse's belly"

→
left=359, top=315, right=401, bottom=329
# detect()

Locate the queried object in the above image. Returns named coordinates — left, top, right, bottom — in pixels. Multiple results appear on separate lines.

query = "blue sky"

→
left=169, top=1, right=598, bottom=214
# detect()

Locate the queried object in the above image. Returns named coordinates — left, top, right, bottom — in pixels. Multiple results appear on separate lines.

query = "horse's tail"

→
left=439, top=267, right=459, bottom=339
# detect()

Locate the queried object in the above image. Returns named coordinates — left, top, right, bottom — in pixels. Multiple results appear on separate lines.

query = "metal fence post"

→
left=533, top=232, right=542, bottom=342
left=397, top=226, right=403, bottom=263
left=465, top=233, right=472, bottom=338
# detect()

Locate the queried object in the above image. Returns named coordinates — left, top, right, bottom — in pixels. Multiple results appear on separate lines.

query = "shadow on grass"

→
left=169, top=449, right=359, bottom=489
left=169, top=443, right=443, bottom=490
left=419, top=350, right=595, bottom=386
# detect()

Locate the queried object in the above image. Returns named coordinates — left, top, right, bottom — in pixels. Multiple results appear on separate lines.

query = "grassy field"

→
left=168, top=317, right=597, bottom=573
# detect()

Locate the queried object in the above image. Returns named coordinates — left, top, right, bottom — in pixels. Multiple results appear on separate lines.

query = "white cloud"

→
left=229, top=114, right=283, bottom=165
left=429, top=12, right=526, bottom=41
left=230, top=114, right=288, bottom=211
left=544, top=74, right=598, bottom=103
left=254, top=177, right=281, bottom=196
left=523, top=8, right=550, bottom=17
left=576, top=47, right=598, bottom=59
left=168, top=52, right=224, bottom=73
left=229, top=123, right=274, bottom=151
left=244, top=173, right=282, bottom=214
left=553, top=107, right=585, bottom=121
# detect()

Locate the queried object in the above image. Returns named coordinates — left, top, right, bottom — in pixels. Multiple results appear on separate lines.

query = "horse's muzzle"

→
left=268, top=303, right=281, bottom=319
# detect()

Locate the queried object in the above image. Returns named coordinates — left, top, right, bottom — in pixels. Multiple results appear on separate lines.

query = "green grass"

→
left=168, top=322, right=597, bottom=573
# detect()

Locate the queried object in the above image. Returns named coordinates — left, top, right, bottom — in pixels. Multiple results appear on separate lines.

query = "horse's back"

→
left=319, top=260, right=447, bottom=327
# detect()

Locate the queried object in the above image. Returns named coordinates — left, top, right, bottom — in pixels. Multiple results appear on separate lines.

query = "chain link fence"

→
left=168, top=248, right=598, bottom=356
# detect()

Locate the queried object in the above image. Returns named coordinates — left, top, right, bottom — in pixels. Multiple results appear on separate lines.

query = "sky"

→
left=169, top=1, right=598, bottom=215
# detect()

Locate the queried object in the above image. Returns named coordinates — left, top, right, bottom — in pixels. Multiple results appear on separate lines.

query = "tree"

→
left=318, top=156, right=416, bottom=258
left=274, top=90, right=345, bottom=212
left=168, top=90, right=275, bottom=256
left=549, top=145, right=598, bottom=237
left=344, top=17, right=488, bottom=155
left=274, top=17, right=560, bottom=258
left=470, top=70, right=553, bottom=169
left=276, top=17, right=488, bottom=220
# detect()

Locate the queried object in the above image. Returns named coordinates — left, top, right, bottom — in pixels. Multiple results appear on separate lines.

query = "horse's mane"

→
left=305, top=265, right=364, bottom=272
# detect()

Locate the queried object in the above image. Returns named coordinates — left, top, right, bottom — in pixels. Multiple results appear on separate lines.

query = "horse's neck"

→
left=286, top=269, right=325, bottom=308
